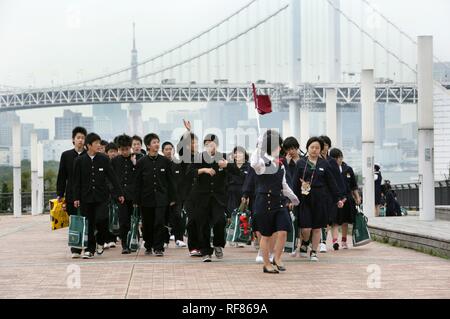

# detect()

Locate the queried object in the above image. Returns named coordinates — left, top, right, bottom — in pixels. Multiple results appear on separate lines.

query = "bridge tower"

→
left=128, top=22, right=144, bottom=137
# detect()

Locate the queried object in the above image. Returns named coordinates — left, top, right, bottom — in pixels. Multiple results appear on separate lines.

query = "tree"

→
left=0, top=182, right=10, bottom=212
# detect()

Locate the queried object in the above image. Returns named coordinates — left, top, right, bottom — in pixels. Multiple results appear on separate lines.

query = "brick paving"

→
left=0, top=214, right=449, bottom=299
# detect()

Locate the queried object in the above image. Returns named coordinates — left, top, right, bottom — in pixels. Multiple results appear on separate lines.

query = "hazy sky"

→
left=1, top=0, right=449, bottom=134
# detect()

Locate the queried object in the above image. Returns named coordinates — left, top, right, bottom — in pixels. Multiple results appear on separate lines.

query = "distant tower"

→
left=128, top=22, right=144, bottom=136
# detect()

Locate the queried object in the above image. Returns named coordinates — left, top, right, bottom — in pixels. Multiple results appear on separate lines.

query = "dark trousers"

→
left=119, top=200, right=134, bottom=246
left=141, top=206, right=166, bottom=251
left=167, top=202, right=185, bottom=242
left=196, top=197, right=226, bottom=256
left=185, top=200, right=200, bottom=251
left=81, top=201, right=109, bottom=254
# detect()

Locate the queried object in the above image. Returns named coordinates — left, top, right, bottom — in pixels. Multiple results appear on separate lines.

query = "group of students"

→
left=56, top=121, right=361, bottom=273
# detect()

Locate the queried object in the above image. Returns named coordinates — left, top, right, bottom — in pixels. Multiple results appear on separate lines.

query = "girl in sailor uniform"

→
left=250, top=130, right=299, bottom=274
left=293, top=137, right=346, bottom=262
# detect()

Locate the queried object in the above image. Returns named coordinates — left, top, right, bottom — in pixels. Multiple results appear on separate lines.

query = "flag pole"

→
left=252, top=83, right=261, bottom=135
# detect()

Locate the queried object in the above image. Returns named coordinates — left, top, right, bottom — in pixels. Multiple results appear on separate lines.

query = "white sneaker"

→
left=109, top=242, right=116, bottom=248
left=71, top=253, right=81, bottom=259
left=83, top=252, right=94, bottom=259
left=342, top=242, right=349, bottom=249
left=319, top=243, right=327, bottom=253
left=290, top=249, right=298, bottom=257
left=310, top=252, right=319, bottom=262
left=176, top=240, right=187, bottom=248
left=96, top=244, right=104, bottom=255
left=170, top=235, right=175, bottom=241
left=103, top=243, right=110, bottom=249
left=255, top=255, right=264, bottom=264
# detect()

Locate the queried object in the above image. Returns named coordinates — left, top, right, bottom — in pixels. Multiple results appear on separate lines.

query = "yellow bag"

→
left=50, top=198, right=70, bottom=230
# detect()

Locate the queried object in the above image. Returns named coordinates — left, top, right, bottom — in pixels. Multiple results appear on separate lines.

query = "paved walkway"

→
left=0, top=214, right=449, bottom=299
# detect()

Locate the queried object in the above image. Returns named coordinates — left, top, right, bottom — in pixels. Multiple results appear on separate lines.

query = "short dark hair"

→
left=329, top=148, right=343, bottom=159
left=203, top=134, right=219, bottom=146
left=162, top=141, right=174, bottom=151
left=283, top=137, right=300, bottom=151
left=100, top=140, right=108, bottom=147
left=116, top=134, right=133, bottom=148
left=374, top=164, right=381, bottom=172
left=319, top=135, right=332, bottom=148
left=72, top=127, right=87, bottom=139
left=144, top=133, right=160, bottom=147
left=262, top=130, right=283, bottom=156
left=105, top=142, right=118, bottom=153
left=233, top=146, right=249, bottom=161
left=85, top=133, right=101, bottom=146
left=306, top=137, right=324, bottom=151
left=132, top=135, right=143, bottom=145
left=177, top=132, right=198, bottom=156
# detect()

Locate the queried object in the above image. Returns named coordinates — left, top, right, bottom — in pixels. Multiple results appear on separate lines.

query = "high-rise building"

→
left=54, top=110, right=93, bottom=140
left=127, top=22, right=143, bottom=136
left=0, top=111, right=20, bottom=146
left=92, top=104, right=127, bottom=138
left=21, top=123, right=34, bottom=147
left=35, top=129, right=49, bottom=141
left=338, top=104, right=362, bottom=150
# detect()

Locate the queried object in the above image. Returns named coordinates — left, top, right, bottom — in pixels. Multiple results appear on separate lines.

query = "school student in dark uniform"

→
left=383, top=181, right=401, bottom=217
left=189, top=134, right=239, bottom=262
left=282, top=137, right=303, bottom=257
left=339, top=160, right=361, bottom=249
left=176, top=120, right=202, bottom=256
left=318, top=135, right=332, bottom=253
left=327, top=148, right=350, bottom=250
left=134, top=133, right=176, bottom=257
left=132, top=135, right=146, bottom=161
left=104, top=142, right=119, bottom=249
left=293, top=137, right=345, bottom=262
left=73, top=133, right=125, bottom=259
left=111, top=135, right=137, bottom=254
left=56, top=127, right=87, bottom=259
left=226, top=147, right=251, bottom=217
left=225, top=146, right=251, bottom=248
left=250, top=130, right=299, bottom=274
left=162, top=141, right=187, bottom=248
left=374, top=164, right=383, bottom=217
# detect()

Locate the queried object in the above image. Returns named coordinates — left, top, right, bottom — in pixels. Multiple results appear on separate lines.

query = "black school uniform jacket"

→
left=189, top=151, right=240, bottom=209
left=73, top=153, right=123, bottom=204
left=173, top=153, right=200, bottom=203
left=111, top=155, right=137, bottom=201
left=134, top=154, right=176, bottom=208
left=56, top=148, right=86, bottom=202
left=292, top=157, right=345, bottom=203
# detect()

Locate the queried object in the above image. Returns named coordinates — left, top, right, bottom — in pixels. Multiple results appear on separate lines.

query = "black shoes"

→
left=263, top=266, right=279, bottom=274
left=154, top=250, right=164, bottom=257
left=272, top=260, right=286, bottom=272
left=333, top=242, right=340, bottom=251
left=122, top=248, right=131, bottom=255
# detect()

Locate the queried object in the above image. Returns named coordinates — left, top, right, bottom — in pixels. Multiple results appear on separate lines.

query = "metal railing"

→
left=0, top=192, right=57, bottom=214
left=391, top=180, right=450, bottom=209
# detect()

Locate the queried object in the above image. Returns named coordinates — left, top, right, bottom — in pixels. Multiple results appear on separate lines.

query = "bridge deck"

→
left=0, top=214, right=449, bottom=299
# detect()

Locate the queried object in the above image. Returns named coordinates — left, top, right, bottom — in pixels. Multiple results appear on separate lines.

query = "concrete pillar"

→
left=300, top=106, right=309, bottom=149
left=290, top=0, right=302, bottom=84
left=289, top=101, right=300, bottom=140
left=328, top=0, right=341, bottom=82
left=361, top=69, right=375, bottom=218
left=37, top=142, right=44, bottom=214
left=417, top=36, right=435, bottom=221
left=12, top=122, right=21, bottom=217
left=326, top=88, right=338, bottom=147
left=31, top=131, right=39, bottom=216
